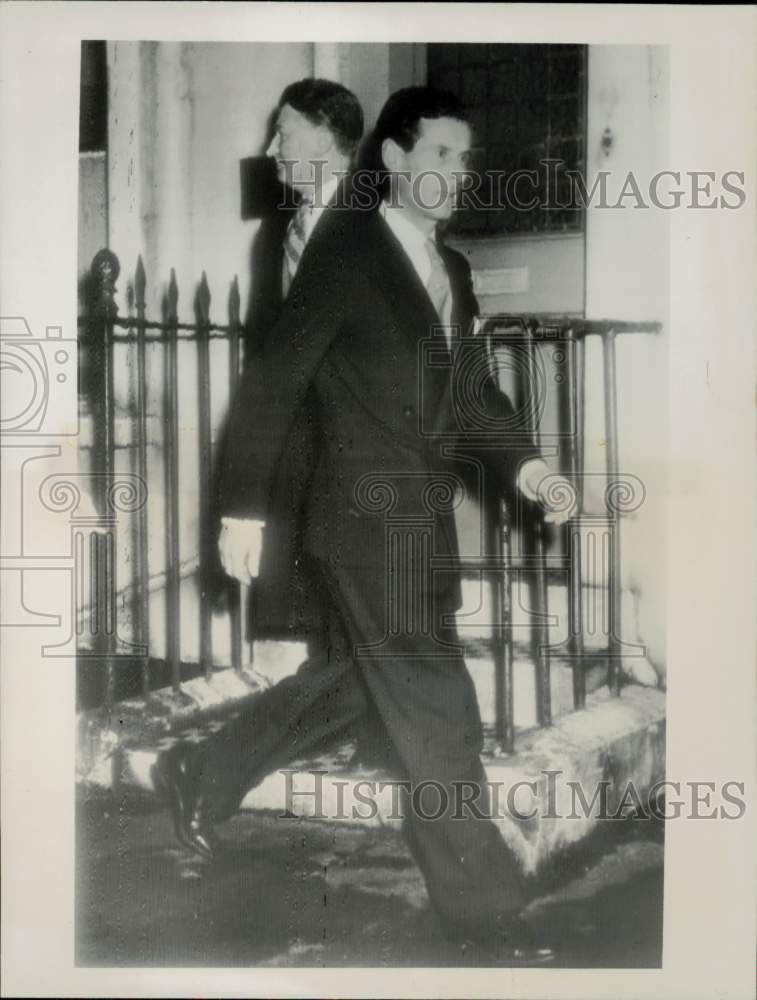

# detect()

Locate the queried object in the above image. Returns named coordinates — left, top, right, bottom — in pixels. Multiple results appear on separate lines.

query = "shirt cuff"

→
left=517, top=457, right=550, bottom=501
left=221, top=517, right=266, bottom=529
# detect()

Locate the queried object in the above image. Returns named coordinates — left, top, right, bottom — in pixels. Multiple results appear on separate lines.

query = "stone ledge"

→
left=235, top=686, right=665, bottom=874
left=76, top=641, right=625, bottom=785
left=105, top=680, right=664, bottom=875
left=76, top=665, right=268, bottom=785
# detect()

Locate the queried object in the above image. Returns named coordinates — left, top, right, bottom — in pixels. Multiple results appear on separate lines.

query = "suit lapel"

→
left=440, top=243, right=470, bottom=335
left=360, top=214, right=485, bottom=434
left=287, top=207, right=470, bottom=432
left=295, top=179, right=351, bottom=279
left=362, top=213, right=441, bottom=342
left=369, top=219, right=474, bottom=342
left=368, top=216, right=460, bottom=430
left=431, top=242, right=478, bottom=437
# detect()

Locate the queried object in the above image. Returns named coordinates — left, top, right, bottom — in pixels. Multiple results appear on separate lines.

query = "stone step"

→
left=87, top=681, right=666, bottom=876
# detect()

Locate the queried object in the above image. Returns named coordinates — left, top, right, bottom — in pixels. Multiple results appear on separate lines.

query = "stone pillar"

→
left=583, top=46, right=669, bottom=680
left=102, top=41, right=315, bottom=663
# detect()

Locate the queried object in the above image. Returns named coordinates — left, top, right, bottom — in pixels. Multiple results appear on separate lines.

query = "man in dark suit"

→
left=157, top=86, right=573, bottom=962
left=223, top=78, right=364, bottom=640
left=245, top=77, right=364, bottom=351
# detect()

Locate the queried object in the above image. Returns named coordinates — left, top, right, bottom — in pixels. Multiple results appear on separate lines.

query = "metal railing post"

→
left=162, top=270, right=182, bottom=693
left=134, top=256, right=151, bottom=698
left=195, top=272, right=214, bottom=681
left=89, top=248, right=120, bottom=711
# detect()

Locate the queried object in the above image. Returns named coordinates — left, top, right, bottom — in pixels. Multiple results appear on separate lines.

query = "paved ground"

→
left=77, top=784, right=664, bottom=968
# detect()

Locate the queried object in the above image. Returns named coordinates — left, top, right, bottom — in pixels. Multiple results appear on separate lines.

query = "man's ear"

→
left=381, top=137, right=404, bottom=172
left=314, top=126, right=334, bottom=156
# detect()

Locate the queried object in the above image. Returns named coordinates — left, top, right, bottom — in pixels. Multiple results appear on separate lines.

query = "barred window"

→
left=427, top=43, right=587, bottom=236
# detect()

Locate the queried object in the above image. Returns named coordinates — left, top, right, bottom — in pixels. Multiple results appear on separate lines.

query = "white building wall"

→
left=584, top=46, right=669, bottom=677
left=107, top=41, right=313, bottom=319
left=98, top=42, right=314, bottom=659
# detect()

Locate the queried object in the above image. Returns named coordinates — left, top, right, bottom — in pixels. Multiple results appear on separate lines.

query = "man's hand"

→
left=218, top=518, right=265, bottom=585
left=517, top=459, right=578, bottom=527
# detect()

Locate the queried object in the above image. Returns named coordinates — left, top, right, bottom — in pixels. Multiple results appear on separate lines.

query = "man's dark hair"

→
left=372, top=85, right=470, bottom=153
left=279, top=78, right=364, bottom=156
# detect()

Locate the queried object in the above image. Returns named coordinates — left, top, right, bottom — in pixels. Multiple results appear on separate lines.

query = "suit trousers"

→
left=193, top=557, right=527, bottom=931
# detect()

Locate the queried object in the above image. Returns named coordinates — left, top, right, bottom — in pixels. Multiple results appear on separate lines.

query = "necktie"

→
left=282, top=202, right=310, bottom=295
left=425, top=237, right=453, bottom=340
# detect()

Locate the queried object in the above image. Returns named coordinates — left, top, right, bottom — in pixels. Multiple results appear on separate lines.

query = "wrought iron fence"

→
left=472, top=314, right=659, bottom=750
left=77, top=247, right=660, bottom=753
left=78, top=248, right=246, bottom=711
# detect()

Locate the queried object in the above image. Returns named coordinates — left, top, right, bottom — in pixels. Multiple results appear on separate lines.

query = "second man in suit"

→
left=224, top=78, right=364, bottom=640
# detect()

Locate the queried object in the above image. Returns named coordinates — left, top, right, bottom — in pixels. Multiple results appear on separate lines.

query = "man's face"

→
left=266, top=103, right=329, bottom=197
left=388, top=116, right=473, bottom=223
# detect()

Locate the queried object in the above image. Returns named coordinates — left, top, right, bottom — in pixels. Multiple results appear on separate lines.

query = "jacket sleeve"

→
left=215, top=261, right=347, bottom=520
left=445, top=248, right=543, bottom=492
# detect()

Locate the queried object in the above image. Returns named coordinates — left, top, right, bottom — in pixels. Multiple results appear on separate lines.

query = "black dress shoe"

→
left=152, top=745, right=220, bottom=860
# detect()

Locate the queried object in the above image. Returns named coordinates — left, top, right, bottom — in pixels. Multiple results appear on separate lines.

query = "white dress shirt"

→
left=379, top=202, right=453, bottom=328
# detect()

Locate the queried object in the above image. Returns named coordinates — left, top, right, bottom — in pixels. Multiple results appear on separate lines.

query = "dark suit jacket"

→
left=241, top=203, right=322, bottom=635
left=244, top=207, right=293, bottom=355
left=217, top=207, right=541, bottom=630
left=214, top=190, right=348, bottom=636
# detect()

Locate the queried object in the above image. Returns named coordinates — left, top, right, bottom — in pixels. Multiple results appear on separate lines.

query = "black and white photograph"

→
left=1, top=3, right=755, bottom=998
